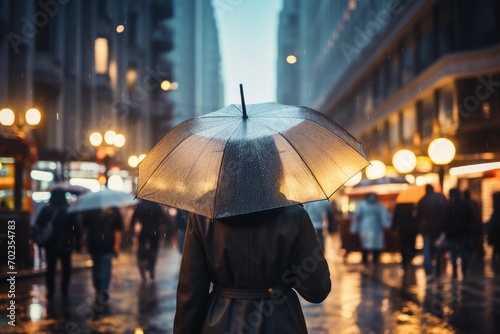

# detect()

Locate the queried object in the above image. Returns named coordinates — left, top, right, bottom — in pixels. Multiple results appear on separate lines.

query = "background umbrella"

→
left=137, top=86, right=369, bottom=218
left=68, top=188, right=137, bottom=213
left=47, top=181, right=89, bottom=196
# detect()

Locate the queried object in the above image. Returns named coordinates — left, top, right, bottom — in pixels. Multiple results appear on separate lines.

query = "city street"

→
left=2, top=234, right=500, bottom=333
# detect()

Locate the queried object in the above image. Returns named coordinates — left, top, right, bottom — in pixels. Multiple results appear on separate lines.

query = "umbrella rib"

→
left=212, top=121, right=245, bottom=218
left=273, top=131, right=329, bottom=199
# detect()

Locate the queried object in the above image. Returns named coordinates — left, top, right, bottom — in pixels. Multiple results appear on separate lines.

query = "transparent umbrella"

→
left=137, top=87, right=369, bottom=218
left=68, top=188, right=137, bottom=213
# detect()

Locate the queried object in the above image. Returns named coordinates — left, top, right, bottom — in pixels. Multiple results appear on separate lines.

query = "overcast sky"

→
left=215, top=0, right=283, bottom=105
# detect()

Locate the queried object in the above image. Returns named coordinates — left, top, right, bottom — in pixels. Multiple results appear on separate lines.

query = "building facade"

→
left=0, top=0, right=223, bottom=267
left=169, top=0, right=225, bottom=126
left=277, top=0, right=500, bottom=219
left=1, top=0, right=176, bottom=169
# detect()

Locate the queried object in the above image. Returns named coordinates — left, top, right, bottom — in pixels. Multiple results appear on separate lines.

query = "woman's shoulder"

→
left=284, top=204, right=306, bottom=215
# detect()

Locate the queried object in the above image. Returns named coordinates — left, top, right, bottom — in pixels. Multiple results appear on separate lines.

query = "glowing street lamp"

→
left=366, top=160, right=387, bottom=180
left=0, top=108, right=15, bottom=126
left=1, top=107, right=42, bottom=127
left=104, top=130, right=117, bottom=145
left=392, top=149, right=417, bottom=174
left=428, top=137, right=456, bottom=192
left=128, top=155, right=139, bottom=168
left=89, top=130, right=126, bottom=186
left=25, top=108, right=41, bottom=126
left=89, top=132, right=103, bottom=147
left=286, top=55, right=297, bottom=64
left=344, top=171, right=362, bottom=187
left=128, top=153, right=147, bottom=169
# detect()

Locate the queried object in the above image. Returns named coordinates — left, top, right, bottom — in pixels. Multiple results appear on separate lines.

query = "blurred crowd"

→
left=350, top=184, right=500, bottom=282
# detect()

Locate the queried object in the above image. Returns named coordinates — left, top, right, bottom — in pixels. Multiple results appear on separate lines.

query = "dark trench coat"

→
left=173, top=205, right=331, bottom=333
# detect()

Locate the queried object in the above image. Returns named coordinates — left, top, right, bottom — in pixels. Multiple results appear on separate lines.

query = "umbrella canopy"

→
left=47, top=181, right=89, bottom=195
left=137, top=102, right=369, bottom=218
left=68, top=188, right=137, bottom=213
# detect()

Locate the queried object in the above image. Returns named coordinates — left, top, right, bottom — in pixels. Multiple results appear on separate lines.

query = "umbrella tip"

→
left=239, top=84, right=248, bottom=119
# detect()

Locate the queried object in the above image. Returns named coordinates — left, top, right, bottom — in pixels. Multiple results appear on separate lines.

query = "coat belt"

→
left=212, top=285, right=289, bottom=299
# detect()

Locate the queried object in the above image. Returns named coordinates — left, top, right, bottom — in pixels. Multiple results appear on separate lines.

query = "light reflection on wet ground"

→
left=2, top=234, right=500, bottom=333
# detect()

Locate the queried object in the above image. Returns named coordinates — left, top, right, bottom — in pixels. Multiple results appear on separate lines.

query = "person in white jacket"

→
left=351, top=192, right=390, bottom=264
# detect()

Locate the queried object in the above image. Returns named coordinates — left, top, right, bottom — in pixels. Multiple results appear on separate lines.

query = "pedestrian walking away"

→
left=487, top=192, right=500, bottom=263
left=351, top=192, right=390, bottom=265
left=33, top=187, right=80, bottom=301
left=443, top=188, right=474, bottom=279
left=416, top=184, right=447, bottom=281
left=81, top=206, right=124, bottom=300
left=131, top=199, right=169, bottom=284
left=175, top=205, right=331, bottom=333
left=464, top=189, right=485, bottom=259
left=392, top=202, right=418, bottom=269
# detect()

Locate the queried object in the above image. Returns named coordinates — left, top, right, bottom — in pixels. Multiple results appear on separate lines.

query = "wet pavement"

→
left=2, top=234, right=500, bottom=333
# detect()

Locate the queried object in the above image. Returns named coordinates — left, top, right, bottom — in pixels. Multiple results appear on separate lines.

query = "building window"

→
left=417, top=13, right=435, bottom=73
left=436, top=0, right=453, bottom=57
left=373, top=67, right=384, bottom=106
left=128, top=13, right=137, bottom=47
left=469, top=0, right=498, bottom=48
left=98, top=0, right=108, bottom=19
left=416, top=97, right=434, bottom=142
left=401, top=33, right=416, bottom=85
left=401, top=106, right=416, bottom=145
left=381, top=120, right=390, bottom=155
left=437, top=86, right=456, bottom=133
left=386, top=50, right=400, bottom=95
left=388, top=114, right=399, bottom=149
left=362, top=80, right=374, bottom=117
left=34, top=0, right=52, bottom=52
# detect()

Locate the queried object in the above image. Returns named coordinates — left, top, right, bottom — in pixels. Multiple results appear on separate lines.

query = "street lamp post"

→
left=0, top=107, right=41, bottom=128
left=427, top=138, right=456, bottom=193
left=0, top=107, right=42, bottom=209
left=89, top=130, right=125, bottom=187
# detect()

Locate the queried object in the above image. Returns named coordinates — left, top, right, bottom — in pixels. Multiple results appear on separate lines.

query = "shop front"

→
left=0, top=129, right=38, bottom=269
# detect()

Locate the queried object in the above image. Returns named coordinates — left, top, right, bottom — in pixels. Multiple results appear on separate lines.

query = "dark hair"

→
left=216, top=136, right=286, bottom=216
left=49, top=187, right=67, bottom=205
left=366, top=192, right=378, bottom=203
left=448, top=187, right=461, bottom=200
left=425, top=184, right=434, bottom=193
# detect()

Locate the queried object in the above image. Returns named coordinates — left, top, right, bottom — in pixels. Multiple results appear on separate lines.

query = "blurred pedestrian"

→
left=416, top=184, right=447, bottom=281
left=443, top=188, right=474, bottom=278
left=463, top=189, right=485, bottom=259
left=327, top=199, right=340, bottom=234
left=34, top=188, right=79, bottom=300
left=174, top=208, right=189, bottom=254
left=351, top=192, right=390, bottom=265
left=487, top=192, right=500, bottom=262
left=304, top=199, right=333, bottom=250
left=131, top=200, right=169, bottom=284
left=81, top=206, right=123, bottom=300
left=392, top=202, right=418, bottom=269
